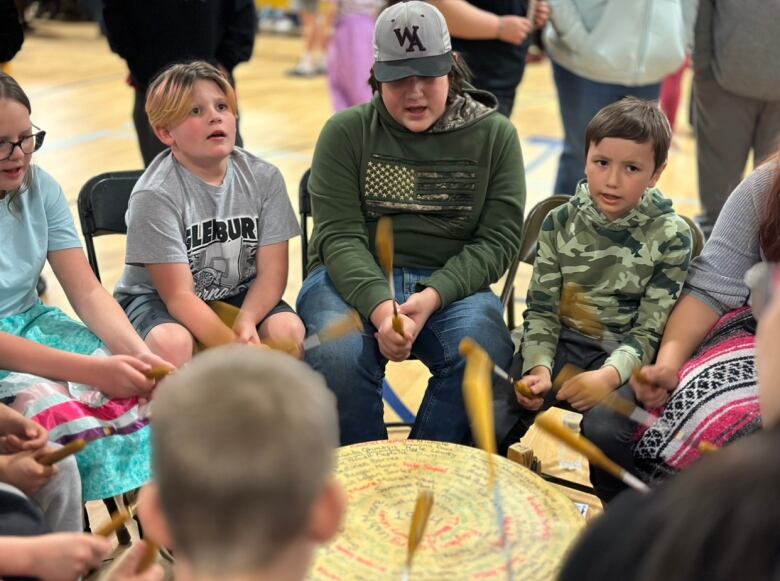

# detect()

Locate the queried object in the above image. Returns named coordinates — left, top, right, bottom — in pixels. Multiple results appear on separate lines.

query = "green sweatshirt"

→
left=521, top=183, right=692, bottom=383
left=307, top=90, right=526, bottom=319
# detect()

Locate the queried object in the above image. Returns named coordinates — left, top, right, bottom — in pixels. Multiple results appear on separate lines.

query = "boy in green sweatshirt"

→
left=495, top=97, right=692, bottom=503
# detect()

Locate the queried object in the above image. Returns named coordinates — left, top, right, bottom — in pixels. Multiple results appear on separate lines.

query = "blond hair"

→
left=152, top=345, right=339, bottom=575
left=144, top=61, right=237, bottom=130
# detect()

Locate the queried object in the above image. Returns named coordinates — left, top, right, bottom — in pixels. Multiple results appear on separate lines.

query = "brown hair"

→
left=759, top=153, right=780, bottom=261
left=368, top=51, right=474, bottom=106
left=585, top=97, right=672, bottom=172
left=0, top=72, right=35, bottom=210
left=145, top=61, right=237, bottom=130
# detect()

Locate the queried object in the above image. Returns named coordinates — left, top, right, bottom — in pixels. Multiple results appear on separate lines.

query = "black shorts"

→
left=115, top=288, right=295, bottom=339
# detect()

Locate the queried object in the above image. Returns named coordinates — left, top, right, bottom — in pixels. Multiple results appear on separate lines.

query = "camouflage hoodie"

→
left=521, top=182, right=692, bottom=383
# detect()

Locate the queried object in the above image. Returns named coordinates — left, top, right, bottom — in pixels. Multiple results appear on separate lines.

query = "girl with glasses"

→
left=0, top=72, right=174, bottom=509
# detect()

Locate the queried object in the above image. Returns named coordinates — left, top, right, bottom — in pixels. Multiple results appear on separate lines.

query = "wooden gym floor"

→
left=9, top=17, right=702, bottom=569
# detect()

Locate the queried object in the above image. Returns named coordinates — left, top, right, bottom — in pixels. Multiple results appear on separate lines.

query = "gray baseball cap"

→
left=373, top=1, right=453, bottom=83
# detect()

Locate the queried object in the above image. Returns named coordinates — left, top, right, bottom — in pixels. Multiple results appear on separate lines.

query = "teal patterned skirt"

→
left=0, top=302, right=151, bottom=501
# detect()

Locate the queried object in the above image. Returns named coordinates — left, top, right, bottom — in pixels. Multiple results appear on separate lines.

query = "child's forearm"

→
left=165, top=293, right=236, bottom=347
left=0, top=538, right=38, bottom=575
left=655, top=294, right=720, bottom=372
left=71, top=284, right=149, bottom=356
left=239, top=276, right=286, bottom=325
left=0, top=333, right=104, bottom=387
left=240, top=243, right=290, bottom=325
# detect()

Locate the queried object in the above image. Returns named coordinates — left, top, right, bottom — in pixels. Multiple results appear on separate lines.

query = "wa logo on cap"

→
left=393, top=25, right=427, bottom=53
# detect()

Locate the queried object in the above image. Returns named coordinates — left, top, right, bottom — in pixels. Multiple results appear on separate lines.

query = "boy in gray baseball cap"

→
left=297, top=0, right=527, bottom=447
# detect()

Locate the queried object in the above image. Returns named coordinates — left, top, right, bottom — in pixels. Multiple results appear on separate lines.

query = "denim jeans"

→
left=297, top=266, right=514, bottom=445
left=552, top=62, right=662, bottom=196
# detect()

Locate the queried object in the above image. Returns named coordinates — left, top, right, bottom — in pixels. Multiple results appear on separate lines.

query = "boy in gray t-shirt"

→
left=115, top=62, right=303, bottom=366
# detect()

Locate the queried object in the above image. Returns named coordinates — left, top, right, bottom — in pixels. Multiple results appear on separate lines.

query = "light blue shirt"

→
left=0, top=167, right=82, bottom=319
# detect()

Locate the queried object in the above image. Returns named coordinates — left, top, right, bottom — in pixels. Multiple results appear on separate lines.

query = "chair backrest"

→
left=679, top=213, right=706, bottom=259
left=76, top=170, right=144, bottom=282
left=299, top=168, right=312, bottom=279
left=501, top=195, right=570, bottom=310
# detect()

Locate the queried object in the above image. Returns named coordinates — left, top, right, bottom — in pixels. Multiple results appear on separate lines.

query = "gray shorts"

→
left=115, top=289, right=295, bottom=340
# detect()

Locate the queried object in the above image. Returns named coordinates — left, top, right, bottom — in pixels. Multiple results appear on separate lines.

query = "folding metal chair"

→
left=77, top=170, right=144, bottom=281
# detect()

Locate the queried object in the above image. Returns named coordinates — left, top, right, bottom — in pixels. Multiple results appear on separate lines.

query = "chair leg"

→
left=103, top=496, right=132, bottom=546
left=507, top=288, right=516, bottom=330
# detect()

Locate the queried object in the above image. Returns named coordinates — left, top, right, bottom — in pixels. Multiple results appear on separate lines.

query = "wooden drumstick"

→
left=535, top=411, right=649, bottom=493
left=95, top=509, right=131, bottom=538
left=401, top=489, right=434, bottom=581
left=376, top=217, right=404, bottom=336
left=459, top=338, right=514, bottom=579
left=138, top=540, right=159, bottom=572
left=264, top=310, right=364, bottom=353
left=38, top=439, right=87, bottom=466
left=698, top=441, right=719, bottom=455
left=144, top=366, right=173, bottom=381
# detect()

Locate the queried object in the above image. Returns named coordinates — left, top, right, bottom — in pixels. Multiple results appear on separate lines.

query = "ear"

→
left=153, top=126, right=176, bottom=148
left=648, top=161, right=668, bottom=188
left=306, top=478, right=346, bottom=544
left=137, top=483, right=175, bottom=549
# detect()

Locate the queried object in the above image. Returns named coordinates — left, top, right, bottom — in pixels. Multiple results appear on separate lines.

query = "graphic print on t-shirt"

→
left=185, top=216, right=259, bottom=301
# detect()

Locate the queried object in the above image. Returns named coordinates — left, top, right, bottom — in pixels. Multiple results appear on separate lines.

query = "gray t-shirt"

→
left=115, top=148, right=299, bottom=302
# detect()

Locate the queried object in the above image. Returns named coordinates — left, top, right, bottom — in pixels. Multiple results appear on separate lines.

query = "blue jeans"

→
left=552, top=62, right=662, bottom=196
left=297, top=266, right=514, bottom=445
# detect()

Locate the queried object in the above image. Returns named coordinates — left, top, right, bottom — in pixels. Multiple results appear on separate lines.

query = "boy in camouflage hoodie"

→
left=494, top=98, right=692, bottom=503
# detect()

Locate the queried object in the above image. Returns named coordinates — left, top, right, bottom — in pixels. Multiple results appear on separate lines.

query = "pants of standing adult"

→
left=694, top=70, right=780, bottom=229
left=326, top=13, right=375, bottom=112
left=552, top=62, right=661, bottom=196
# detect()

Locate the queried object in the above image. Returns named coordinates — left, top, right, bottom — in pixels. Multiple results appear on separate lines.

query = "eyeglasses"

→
left=0, top=125, right=46, bottom=161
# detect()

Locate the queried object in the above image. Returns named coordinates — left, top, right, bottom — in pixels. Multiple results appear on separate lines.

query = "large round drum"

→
left=309, top=440, right=585, bottom=580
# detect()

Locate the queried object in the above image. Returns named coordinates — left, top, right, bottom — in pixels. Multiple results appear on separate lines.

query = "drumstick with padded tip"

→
left=459, top=338, right=514, bottom=580
left=376, top=217, right=404, bottom=336
left=264, top=310, right=364, bottom=353
left=400, top=489, right=434, bottom=581
left=534, top=410, right=649, bottom=493
left=38, top=439, right=87, bottom=466
left=144, top=366, right=174, bottom=380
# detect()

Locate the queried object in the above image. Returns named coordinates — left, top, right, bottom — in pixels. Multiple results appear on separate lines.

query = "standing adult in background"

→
left=1, top=0, right=24, bottom=73
left=692, top=0, right=780, bottom=237
left=544, top=0, right=696, bottom=196
left=103, top=0, right=256, bottom=167
left=429, top=0, right=549, bottom=117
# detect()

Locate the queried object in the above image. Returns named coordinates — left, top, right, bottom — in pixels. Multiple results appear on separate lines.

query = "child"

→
left=558, top=268, right=780, bottom=581
left=288, top=0, right=329, bottom=77
left=323, top=0, right=384, bottom=111
left=0, top=72, right=172, bottom=502
left=114, top=62, right=305, bottom=367
left=137, top=345, right=346, bottom=580
left=298, top=1, right=523, bottom=446
left=494, top=97, right=692, bottom=503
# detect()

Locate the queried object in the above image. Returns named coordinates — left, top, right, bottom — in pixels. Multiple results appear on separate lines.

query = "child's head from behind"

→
left=142, top=345, right=344, bottom=577
left=0, top=72, right=44, bottom=199
left=145, top=61, right=237, bottom=170
left=584, top=97, right=671, bottom=221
